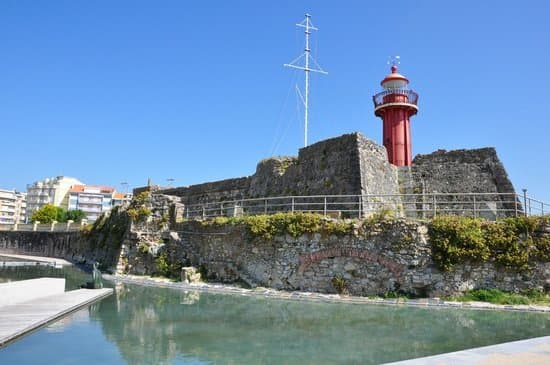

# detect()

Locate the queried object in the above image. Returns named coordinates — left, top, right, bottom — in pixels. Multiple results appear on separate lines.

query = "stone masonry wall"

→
left=399, top=147, right=518, bottom=219
left=0, top=231, right=104, bottom=265
left=161, top=221, right=547, bottom=297
left=1, top=211, right=547, bottom=297
left=411, top=148, right=516, bottom=196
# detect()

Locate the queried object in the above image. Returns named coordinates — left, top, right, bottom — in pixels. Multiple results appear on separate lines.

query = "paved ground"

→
left=383, top=336, right=550, bottom=364
left=0, top=278, right=65, bottom=307
left=0, top=287, right=113, bottom=347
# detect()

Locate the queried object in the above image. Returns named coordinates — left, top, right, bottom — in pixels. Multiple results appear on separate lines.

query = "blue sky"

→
left=1, top=1, right=549, bottom=202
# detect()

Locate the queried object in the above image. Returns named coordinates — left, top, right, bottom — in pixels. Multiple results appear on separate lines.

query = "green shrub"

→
left=331, top=274, right=349, bottom=295
left=429, top=215, right=549, bottom=272
left=154, top=252, right=182, bottom=279
left=155, top=252, right=170, bottom=276
left=534, top=236, right=550, bottom=261
left=138, top=242, right=149, bottom=254
left=199, top=212, right=355, bottom=240
left=324, top=220, right=354, bottom=236
left=429, top=216, right=489, bottom=271
left=126, top=191, right=152, bottom=222
left=364, top=208, right=394, bottom=226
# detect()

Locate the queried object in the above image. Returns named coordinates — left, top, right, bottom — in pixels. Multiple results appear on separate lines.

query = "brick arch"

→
left=298, top=247, right=404, bottom=278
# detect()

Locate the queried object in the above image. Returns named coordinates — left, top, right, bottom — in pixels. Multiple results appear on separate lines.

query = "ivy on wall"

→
left=202, top=212, right=354, bottom=239
left=429, top=215, right=550, bottom=271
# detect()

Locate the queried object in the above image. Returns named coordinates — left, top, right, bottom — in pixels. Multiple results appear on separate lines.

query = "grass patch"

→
left=447, top=288, right=550, bottom=305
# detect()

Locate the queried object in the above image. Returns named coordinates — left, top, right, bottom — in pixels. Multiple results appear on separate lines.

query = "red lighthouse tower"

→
left=373, top=61, right=419, bottom=166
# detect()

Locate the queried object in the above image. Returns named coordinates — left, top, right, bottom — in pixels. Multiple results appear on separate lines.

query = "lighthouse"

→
left=373, top=61, right=419, bottom=166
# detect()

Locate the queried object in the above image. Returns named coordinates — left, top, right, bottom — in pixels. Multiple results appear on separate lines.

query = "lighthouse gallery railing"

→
left=372, top=89, right=419, bottom=108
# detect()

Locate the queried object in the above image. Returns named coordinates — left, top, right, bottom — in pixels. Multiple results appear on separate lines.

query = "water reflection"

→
left=1, top=265, right=549, bottom=365
left=91, top=282, right=550, bottom=365
left=0, top=265, right=88, bottom=290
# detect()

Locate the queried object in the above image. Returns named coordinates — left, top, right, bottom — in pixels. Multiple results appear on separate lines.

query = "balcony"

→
left=372, top=89, right=419, bottom=114
left=78, top=198, right=103, bottom=204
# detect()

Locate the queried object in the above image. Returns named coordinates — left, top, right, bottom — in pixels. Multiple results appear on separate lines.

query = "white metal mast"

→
left=284, top=13, right=327, bottom=147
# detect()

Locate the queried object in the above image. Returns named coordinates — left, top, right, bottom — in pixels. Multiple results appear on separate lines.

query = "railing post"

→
left=473, top=195, right=477, bottom=218
left=13, top=223, right=18, bottom=231
left=542, top=202, right=545, bottom=216
left=432, top=195, right=437, bottom=217
left=264, top=199, right=268, bottom=214
left=33, top=221, right=39, bottom=231
left=50, top=220, right=57, bottom=232
left=514, top=194, right=518, bottom=217
left=220, top=203, right=224, bottom=217
left=291, top=197, right=295, bottom=213
left=202, top=205, right=205, bottom=219
left=521, top=189, right=527, bottom=217
left=323, top=196, right=327, bottom=217
left=358, top=196, right=362, bottom=218
left=66, top=220, right=74, bottom=232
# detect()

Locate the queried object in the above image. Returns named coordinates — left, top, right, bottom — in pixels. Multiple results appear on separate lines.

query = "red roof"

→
left=69, top=184, right=115, bottom=194
left=380, top=65, right=409, bottom=86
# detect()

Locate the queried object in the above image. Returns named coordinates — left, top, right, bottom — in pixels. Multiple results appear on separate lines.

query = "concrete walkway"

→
left=384, top=336, right=550, bottom=364
left=0, top=253, right=73, bottom=266
left=0, top=287, right=113, bottom=347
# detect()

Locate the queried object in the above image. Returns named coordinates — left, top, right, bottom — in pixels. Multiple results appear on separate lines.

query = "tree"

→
left=56, top=207, right=67, bottom=223
left=67, top=209, right=87, bottom=222
left=30, top=204, right=58, bottom=223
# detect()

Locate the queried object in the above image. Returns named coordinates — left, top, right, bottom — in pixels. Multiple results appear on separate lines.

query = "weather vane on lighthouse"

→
left=388, top=55, right=401, bottom=67
left=284, top=13, right=328, bottom=147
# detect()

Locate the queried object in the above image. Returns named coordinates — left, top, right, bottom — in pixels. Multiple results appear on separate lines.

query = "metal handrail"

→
left=183, top=192, right=548, bottom=221
left=372, top=88, right=419, bottom=107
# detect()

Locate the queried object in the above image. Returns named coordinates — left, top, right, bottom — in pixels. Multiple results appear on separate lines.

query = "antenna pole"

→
left=284, top=13, right=327, bottom=147
left=304, top=14, right=310, bottom=147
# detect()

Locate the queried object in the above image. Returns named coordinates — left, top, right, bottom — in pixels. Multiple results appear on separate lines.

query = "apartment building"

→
left=67, top=185, right=118, bottom=221
left=26, top=176, right=83, bottom=219
left=112, top=192, right=133, bottom=208
left=0, top=189, right=27, bottom=224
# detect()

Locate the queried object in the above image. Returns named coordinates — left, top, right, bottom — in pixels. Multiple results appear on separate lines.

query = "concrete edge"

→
left=382, top=335, right=550, bottom=364
left=104, top=274, right=550, bottom=313
left=0, top=253, right=73, bottom=266
left=0, top=288, right=113, bottom=347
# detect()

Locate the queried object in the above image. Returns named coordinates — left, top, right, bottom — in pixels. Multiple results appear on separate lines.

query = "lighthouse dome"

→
left=381, top=65, right=409, bottom=89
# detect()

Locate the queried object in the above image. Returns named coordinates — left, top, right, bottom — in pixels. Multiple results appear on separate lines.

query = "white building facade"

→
left=0, top=189, right=27, bottom=224
left=26, top=176, right=83, bottom=219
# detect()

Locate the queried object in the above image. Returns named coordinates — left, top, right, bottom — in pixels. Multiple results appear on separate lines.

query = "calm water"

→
left=1, top=266, right=549, bottom=364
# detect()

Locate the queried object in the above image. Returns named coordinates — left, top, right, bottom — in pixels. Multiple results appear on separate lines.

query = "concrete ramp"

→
left=0, top=280, right=112, bottom=347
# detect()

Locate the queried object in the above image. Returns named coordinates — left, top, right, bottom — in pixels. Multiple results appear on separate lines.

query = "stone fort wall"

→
left=119, top=218, right=549, bottom=297
left=150, top=132, right=517, bottom=217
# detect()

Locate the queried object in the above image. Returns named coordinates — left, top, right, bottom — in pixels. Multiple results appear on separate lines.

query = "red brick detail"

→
left=298, top=247, right=404, bottom=278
